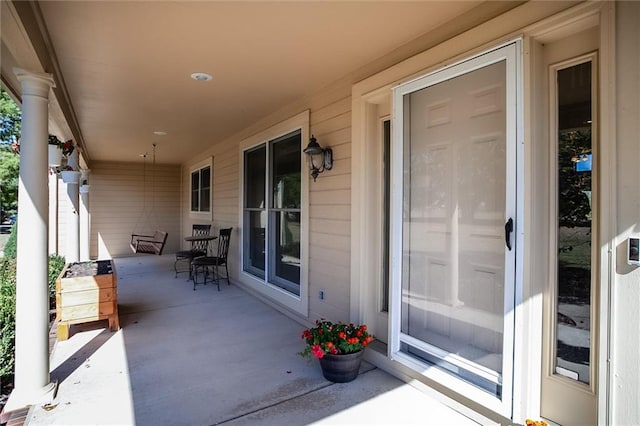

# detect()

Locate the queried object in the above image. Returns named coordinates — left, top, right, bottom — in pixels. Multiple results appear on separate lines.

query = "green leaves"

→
left=300, top=320, right=374, bottom=359
left=0, top=88, right=21, bottom=147
left=0, top=257, right=17, bottom=380
left=0, top=150, right=19, bottom=222
left=0, top=255, right=66, bottom=386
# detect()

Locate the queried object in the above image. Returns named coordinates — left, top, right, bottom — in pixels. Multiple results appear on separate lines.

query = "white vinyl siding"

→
left=308, top=96, right=352, bottom=322
left=90, top=161, right=181, bottom=258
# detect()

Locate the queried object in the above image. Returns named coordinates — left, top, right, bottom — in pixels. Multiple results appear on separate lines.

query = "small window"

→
left=191, top=166, right=211, bottom=212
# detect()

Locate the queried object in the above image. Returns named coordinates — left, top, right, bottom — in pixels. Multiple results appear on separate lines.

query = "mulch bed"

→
left=63, top=260, right=112, bottom=278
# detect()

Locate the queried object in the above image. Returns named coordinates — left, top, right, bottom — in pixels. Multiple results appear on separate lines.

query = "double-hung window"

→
left=191, top=165, right=211, bottom=213
left=243, top=130, right=302, bottom=295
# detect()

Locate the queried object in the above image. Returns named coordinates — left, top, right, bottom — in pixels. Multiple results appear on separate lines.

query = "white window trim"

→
left=188, top=156, right=213, bottom=220
left=238, top=110, right=310, bottom=316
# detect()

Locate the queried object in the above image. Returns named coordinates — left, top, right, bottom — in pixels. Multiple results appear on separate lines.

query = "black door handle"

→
left=505, top=218, right=513, bottom=251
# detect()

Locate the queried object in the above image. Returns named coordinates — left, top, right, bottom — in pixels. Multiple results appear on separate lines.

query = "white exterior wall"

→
left=90, top=161, right=181, bottom=259
left=308, top=97, right=352, bottom=322
left=613, top=2, right=640, bottom=424
left=171, top=1, right=640, bottom=424
left=6, top=0, right=638, bottom=423
left=180, top=90, right=353, bottom=323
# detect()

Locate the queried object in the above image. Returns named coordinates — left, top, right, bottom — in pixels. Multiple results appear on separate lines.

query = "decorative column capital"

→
left=13, top=68, right=55, bottom=98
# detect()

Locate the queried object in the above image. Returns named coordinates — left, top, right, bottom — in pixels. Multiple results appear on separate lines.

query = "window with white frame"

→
left=243, top=130, right=302, bottom=295
left=190, top=165, right=211, bottom=213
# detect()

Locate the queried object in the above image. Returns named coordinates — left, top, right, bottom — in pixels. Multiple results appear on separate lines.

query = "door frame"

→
left=350, top=2, right=615, bottom=423
left=526, top=3, right=615, bottom=424
left=541, top=52, right=599, bottom=425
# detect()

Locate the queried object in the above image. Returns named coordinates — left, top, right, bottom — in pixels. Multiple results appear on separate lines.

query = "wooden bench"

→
left=130, top=230, right=168, bottom=255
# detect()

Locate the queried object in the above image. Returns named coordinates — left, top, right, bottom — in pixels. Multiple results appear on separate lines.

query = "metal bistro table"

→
left=181, top=235, right=217, bottom=279
left=183, top=234, right=217, bottom=250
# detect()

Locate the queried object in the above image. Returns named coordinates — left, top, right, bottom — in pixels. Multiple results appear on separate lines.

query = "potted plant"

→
left=525, top=420, right=548, bottom=426
left=57, top=166, right=80, bottom=184
left=48, top=134, right=74, bottom=167
left=300, top=319, right=374, bottom=383
left=80, top=179, right=90, bottom=194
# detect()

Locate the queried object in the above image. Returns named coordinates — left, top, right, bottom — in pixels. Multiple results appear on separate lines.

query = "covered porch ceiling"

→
left=0, top=1, right=524, bottom=166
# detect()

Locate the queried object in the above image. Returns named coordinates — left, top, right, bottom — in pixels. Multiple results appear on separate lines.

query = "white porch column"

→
left=79, top=169, right=91, bottom=261
left=11, top=68, right=56, bottom=406
left=64, top=162, right=80, bottom=263
left=48, top=172, right=58, bottom=255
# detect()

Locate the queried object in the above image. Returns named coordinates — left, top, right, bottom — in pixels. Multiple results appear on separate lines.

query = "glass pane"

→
left=200, top=188, right=210, bottom=212
left=382, top=119, right=391, bottom=312
left=191, top=171, right=200, bottom=211
left=201, top=166, right=211, bottom=190
left=245, top=146, right=266, bottom=208
left=401, top=60, right=507, bottom=388
left=244, top=210, right=266, bottom=276
left=273, top=211, right=301, bottom=293
left=200, top=167, right=211, bottom=211
left=555, top=61, right=592, bottom=385
left=191, top=171, right=200, bottom=191
left=191, top=191, right=199, bottom=211
left=272, top=132, right=301, bottom=209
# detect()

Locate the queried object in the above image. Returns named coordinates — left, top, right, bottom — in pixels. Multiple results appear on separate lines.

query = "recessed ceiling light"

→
left=191, top=72, right=212, bottom=82
left=153, top=131, right=167, bottom=136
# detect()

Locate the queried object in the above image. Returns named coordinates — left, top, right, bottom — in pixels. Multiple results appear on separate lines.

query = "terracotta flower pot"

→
left=318, top=350, right=364, bottom=383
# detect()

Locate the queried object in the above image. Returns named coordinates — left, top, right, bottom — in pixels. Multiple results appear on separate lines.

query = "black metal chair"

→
left=192, top=227, right=232, bottom=291
left=174, top=224, right=211, bottom=278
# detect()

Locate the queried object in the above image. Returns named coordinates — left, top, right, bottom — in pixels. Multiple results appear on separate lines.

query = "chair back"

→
left=154, top=231, right=169, bottom=255
left=191, top=224, right=212, bottom=252
left=216, top=227, right=233, bottom=261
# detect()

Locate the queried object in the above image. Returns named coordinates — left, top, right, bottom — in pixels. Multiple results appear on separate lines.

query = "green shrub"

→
left=0, top=255, right=66, bottom=387
left=3, top=223, right=17, bottom=258
left=0, top=257, right=16, bottom=382
left=48, top=255, right=65, bottom=303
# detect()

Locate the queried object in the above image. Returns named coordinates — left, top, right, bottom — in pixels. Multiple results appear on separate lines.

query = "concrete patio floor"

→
left=25, top=255, right=492, bottom=425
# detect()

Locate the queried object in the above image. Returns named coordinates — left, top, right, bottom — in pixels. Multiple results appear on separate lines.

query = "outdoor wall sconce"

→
left=303, top=135, right=333, bottom=182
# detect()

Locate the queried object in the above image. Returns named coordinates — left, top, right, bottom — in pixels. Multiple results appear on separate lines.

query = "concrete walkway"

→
left=27, top=255, right=486, bottom=425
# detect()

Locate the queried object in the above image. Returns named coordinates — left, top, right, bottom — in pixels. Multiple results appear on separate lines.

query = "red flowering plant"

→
left=299, top=319, right=374, bottom=359
left=48, top=134, right=74, bottom=156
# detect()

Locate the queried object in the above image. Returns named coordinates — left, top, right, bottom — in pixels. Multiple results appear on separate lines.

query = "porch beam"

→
left=11, top=0, right=91, bottom=164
